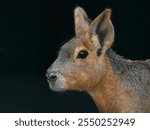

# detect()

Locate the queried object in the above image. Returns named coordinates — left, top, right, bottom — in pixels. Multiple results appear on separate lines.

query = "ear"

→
left=74, top=7, right=91, bottom=36
left=88, top=9, right=114, bottom=53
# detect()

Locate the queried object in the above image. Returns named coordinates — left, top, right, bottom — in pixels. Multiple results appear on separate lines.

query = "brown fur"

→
left=88, top=55, right=137, bottom=112
left=47, top=7, right=150, bottom=112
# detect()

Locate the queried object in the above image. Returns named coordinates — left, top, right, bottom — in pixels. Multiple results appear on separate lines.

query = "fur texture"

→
left=46, top=7, right=150, bottom=112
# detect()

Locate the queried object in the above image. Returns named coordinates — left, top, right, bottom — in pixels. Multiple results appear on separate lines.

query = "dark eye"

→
left=76, top=50, right=89, bottom=59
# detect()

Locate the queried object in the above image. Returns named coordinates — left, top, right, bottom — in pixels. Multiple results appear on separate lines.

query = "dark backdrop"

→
left=0, top=0, right=149, bottom=112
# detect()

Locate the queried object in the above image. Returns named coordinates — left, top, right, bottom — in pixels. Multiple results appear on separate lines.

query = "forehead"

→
left=59, top=36, right=82, bottom=56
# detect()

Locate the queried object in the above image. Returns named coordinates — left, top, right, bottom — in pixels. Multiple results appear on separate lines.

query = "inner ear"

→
left=88, top=9, right=114, bottom=52
left=74, top=7, right=91, bottom=36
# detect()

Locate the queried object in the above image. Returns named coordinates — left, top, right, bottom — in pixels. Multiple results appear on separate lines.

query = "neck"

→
left=88, top=49, right=128, bottom=112
left=88, top=66, right=121, bottom=112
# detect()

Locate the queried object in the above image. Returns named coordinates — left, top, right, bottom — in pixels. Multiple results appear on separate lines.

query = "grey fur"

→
left=145, top=59, right=150, bottom=64
left=107, top=49, right=150, bottom=112
left=46, top=7, right=150, bottom=112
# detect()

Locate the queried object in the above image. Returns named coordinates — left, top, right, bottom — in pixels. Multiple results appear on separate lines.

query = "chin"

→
left=47, top=80, right=65, bottom=92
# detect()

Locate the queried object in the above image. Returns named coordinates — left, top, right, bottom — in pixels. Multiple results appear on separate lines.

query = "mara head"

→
left=46, top=7, right=114, bottom=92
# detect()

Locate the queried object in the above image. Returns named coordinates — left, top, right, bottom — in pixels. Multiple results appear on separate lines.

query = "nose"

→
left=46, top=72, right=57, bottom=81
left=49, top=74, right=57, bottom=80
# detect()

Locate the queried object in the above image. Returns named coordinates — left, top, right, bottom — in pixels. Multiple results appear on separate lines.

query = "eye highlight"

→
left=76, top=50, right=89, bottom=59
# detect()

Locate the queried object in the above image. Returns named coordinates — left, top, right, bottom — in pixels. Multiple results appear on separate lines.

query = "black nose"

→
left=46, top=72, right=57, bottom=81
left=49, top=74, right=57, bottom=80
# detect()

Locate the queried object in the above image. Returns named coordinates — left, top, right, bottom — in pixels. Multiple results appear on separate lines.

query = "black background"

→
left=0, top=0, right=150, bottom=112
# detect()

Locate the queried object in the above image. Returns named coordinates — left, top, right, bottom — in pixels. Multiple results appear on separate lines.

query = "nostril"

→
left=49, top=74, right=57, bottom=81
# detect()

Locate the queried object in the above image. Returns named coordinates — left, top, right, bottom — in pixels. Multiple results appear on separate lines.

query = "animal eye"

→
left=76, top=50, right=89, bottom=59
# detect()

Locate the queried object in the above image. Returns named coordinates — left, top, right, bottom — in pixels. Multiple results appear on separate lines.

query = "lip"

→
left=47, top=79, right=65, bottom=92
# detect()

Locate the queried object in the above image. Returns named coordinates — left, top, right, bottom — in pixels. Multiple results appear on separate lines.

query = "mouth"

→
left=46, top=74, right=65, bottom=92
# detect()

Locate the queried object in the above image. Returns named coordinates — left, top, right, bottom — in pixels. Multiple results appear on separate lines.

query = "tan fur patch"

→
left=133, top=60, right=150, bottom=66
left=88, top=56, right=137, bottom=112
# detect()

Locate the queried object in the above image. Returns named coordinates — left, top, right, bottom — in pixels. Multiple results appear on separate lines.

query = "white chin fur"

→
left=48, top=74, right=65, bottom=92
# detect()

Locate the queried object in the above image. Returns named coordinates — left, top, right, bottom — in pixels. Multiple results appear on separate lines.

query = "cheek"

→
left=82, top=63, right=105, bottom=90
left=63, top=72, right=85, bottom=90
left=63, top=65, right=101, bottom=91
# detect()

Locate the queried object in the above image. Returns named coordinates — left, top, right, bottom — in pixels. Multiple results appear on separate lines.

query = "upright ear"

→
left=74, top=7, right=91, bottom=36
left=88, top=9, right=114, bottom=53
